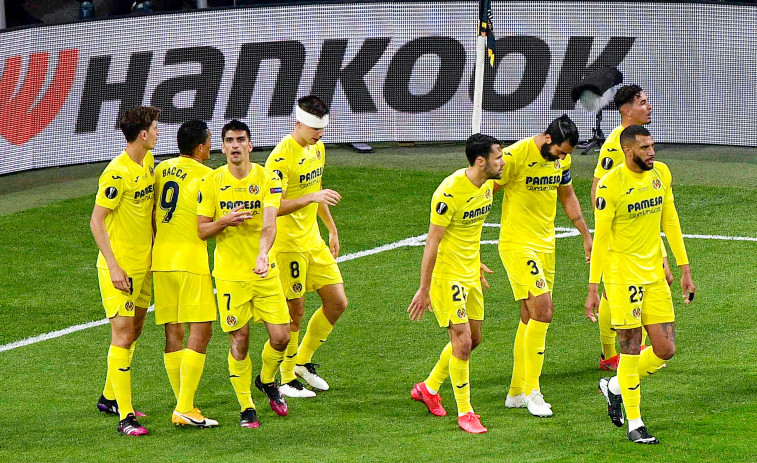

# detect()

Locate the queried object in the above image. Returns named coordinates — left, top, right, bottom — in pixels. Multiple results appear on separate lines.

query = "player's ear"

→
left=544, top=134, right=552, bottom=145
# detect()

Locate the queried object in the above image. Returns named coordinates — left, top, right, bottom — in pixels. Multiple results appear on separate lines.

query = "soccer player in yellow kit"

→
left=591, top=85, right=674, bottom=371
left=90, top=106, right=160, bottom=436
left=586, top=125, right=695, bottom=444
left=498, top=115, right=593, bottom=418
left=265, top=96, right=346, bottom=397
left=197, top=120, right=290, bottom=428
left=152, top=120, right=218, bottom=428
left=408, top=133, right=504, bottom=434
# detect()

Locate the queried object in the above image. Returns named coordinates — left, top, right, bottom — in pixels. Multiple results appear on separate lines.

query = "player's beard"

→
left=632, top=154, right=654, bottom=171
left=540, top=143, right=559, bottom=161
left=485, top=160, right=502, bottom=179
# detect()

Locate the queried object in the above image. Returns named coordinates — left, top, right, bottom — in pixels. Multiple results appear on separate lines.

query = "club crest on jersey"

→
left=249, top=185, right=259, bottom=195
left=436, top=202, right=448, bottom=215
left=652, top=179, right=662, bottom=190
left=535, top=278, right=546, bottom=290
left=485, top=188, right=492, bottom=199
left=148, top=166, right=154, bottom=176
left=553, top=160, right=561, bottom=169
left=124, top=301, right=135, bottom=312
left=596, top=197, right=606, bottom=210
left=602, top=157, right=614, bottom=170
left=105, top=186, right=118, bottom=199
left=226, top=315, right=237, bottom=327
left=632, top=307, right=641, bottom=319
left=316, top=149, right=322, bottom=160
left=456, top=308, right=467, bottom=319
left=292, top=283, right=303, bottom=293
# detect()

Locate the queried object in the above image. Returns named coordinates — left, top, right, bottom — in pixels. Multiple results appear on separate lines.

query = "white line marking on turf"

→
left=1, top=226, right=754, bottom=353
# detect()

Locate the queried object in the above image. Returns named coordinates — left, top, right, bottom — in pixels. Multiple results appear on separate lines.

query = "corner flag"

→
left=478, top=0, right=496, bottom=67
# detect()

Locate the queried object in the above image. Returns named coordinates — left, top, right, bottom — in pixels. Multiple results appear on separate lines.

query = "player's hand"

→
left=254, top=253, right=269, bottom=277
left=329, top=232, right=340, bottom=258
left=223, top=205, right=253, bottom=227
left=680, top=268, right=695, bottom=304
left=408, top=289, right=432, bottom=321
left=664, top=258, right=674, bottom=286
left=583, top=235, right=593, bottom=263
left=585, top=285, right=600, bottom=322
left=312, top=189, right=342, bottom=206
left=109, top=265, right=131, bottom=292
left=480, top=263, right=493, bottom=289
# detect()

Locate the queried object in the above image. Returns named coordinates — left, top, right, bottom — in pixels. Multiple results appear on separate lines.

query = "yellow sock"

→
left=638, top=347, right=666, bottom=379
left=618, top=354, right=641, bottom=420
left=425, top=342, right=452, bottom=393
left=164, top=350, right=184, bottom=401
left=280, top=330, right=300, bottom=383
left=107, top=345, right=133, bottom=420
left=524, top=320, right=549, bottom=395
left=599, top=295, right=617, bottom=359
left=176, top=349, right=206, bottom=413
left=261, top=340, right=286, bottom=384
left=103, top=341, right=135, bottom=400
left=228, top=351, right=254, bottom=411
left=296, top=307, right=332, bottom=365
left=508, top=321, right=527, bottom=396
left=641, top=327, right=648, bottom=347
left=449, top=354, right=472, bottom=415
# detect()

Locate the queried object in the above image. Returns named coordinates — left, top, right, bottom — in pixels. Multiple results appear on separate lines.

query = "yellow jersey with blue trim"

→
left=265, top=135, right=326, bottom=252
left=590, top=161, right=689, bottom=285
left=496, top=137, right=572, bottom=252
left=152, top=156, right=213, bottom=274
left=430, top=168, right=494, bottom=282
left=197, top=164, right=283, bottom=281
left=95, top=150, right=155, bottom=272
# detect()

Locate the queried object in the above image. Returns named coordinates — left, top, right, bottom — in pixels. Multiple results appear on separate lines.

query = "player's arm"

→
left=317, top=203, right=340, bottom=257
left=278, top=189, right=341, bottom=216
left=90, top=205, right=130, bottom=292
left=558, top=183, right=592, bottom=263
left=590, top=176, right=600, bottom=206
left=660, top=175, right=695, bottom=303
left=585, top=181, right=615, bottom=322
left=197, top=206, right=252, bottom=240
left=254, top=206, right=278, bottom=277
left=408, top=224, right=445, bottom=321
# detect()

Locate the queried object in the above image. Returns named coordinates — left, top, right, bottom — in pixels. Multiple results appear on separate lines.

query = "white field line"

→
left=1, top=227, right=754, bottom=353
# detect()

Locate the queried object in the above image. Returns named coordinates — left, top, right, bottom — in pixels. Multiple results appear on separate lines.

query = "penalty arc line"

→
left=1, top=226, right=754, bottom=353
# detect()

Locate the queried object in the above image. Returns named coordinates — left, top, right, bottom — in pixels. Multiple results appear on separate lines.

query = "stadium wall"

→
left=0, top=1, right=754, bottom=174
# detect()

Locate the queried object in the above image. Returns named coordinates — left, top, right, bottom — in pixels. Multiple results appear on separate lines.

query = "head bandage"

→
left=296, top=106, right=329, bottom=129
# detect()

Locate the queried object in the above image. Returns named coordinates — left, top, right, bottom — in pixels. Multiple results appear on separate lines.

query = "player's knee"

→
left=271, top=332, right=290, bottom=351
left=327, top=296, right=348, bottom=315
left=657, top=342, right=675, bottom=360
left=471, top=335, right=482, bottom=351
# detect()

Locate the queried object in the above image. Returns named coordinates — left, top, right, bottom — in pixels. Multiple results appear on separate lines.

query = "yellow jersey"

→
left=197, top=164, right=283, bottom=281
left=95, top=150, right=155, bottom=272
left=265, top=135, right=326, bottom=252
left=496, top=137, right=572, bottom=252
left=152, top=156, right=213, bottom=274
left=593, top=125, right=624, bottom=179
left=430, top=168, right=494, bottom=282
left=590, top=162, right=689, bottom=285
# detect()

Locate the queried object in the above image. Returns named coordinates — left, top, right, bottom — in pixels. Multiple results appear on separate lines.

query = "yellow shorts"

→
left=215, top=277, right=290, bottom=332
left=605, top=280, right=674, bottom=329
left=429, top=278, right=484, bottom=328
left=276, top=242, right=343, bottom=300
left=153, top=271, right=217, bottom=325
left=98, top=267, right=152, bottom=318
left=499, top=248, right=555, bottom=301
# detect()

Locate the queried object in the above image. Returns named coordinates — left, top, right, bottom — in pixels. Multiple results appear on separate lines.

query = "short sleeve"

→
left=429, top=185, right=457, bottom=228
left=196, top=175, right=215, bottom=218
left=594, top=178, right=616, bottom=221
left=495, top=148, right=520, bottom=186
left=95, top=169, right=125, bottom=210
left=265, top=152, right=289, bottom=193
left=560, top=154, right=573, bottom=186
left=264, top=174, right=283, bottom=209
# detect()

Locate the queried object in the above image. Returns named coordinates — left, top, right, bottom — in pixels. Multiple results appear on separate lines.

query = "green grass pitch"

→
left=0, top=143, right=755, bottom=462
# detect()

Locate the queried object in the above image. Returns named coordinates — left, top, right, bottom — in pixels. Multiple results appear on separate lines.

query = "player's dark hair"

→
left=119, top=106, right=161, bottom=143
left=620, top=125, right=651, bottom=147
left=545, top=114, right=579, bottom=147
left=298, top=95, right=329, bottom=118
left=465, top=133, right=500, bottom=166
left=177, top=120, right=209, bottom=156
left=614, top=84, right=644, bottom=109
left=221, top=119, right=251, bottom=142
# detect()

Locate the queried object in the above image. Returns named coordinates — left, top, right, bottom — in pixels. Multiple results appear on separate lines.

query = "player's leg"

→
left=522, top=291, right=553, bottom=417
left=163, top=323, right=185, bottom=401
left=448, top=322, right=487, bottom=433
left=154, top=271, right=184, bottom=401
left=638, top=322, right=673, bottom=379
left=228, top=323, right=254, bottom=411
left=598, top=289, right=619, bottom=370
left=506, top=302, right=529, bottom=408
left=279, top=296, right=314, bottom=398
left=256, top=322, right=290, bottom=416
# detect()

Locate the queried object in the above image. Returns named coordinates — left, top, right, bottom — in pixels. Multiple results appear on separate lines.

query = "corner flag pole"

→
left=472, top=0, right=495, bottom=135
